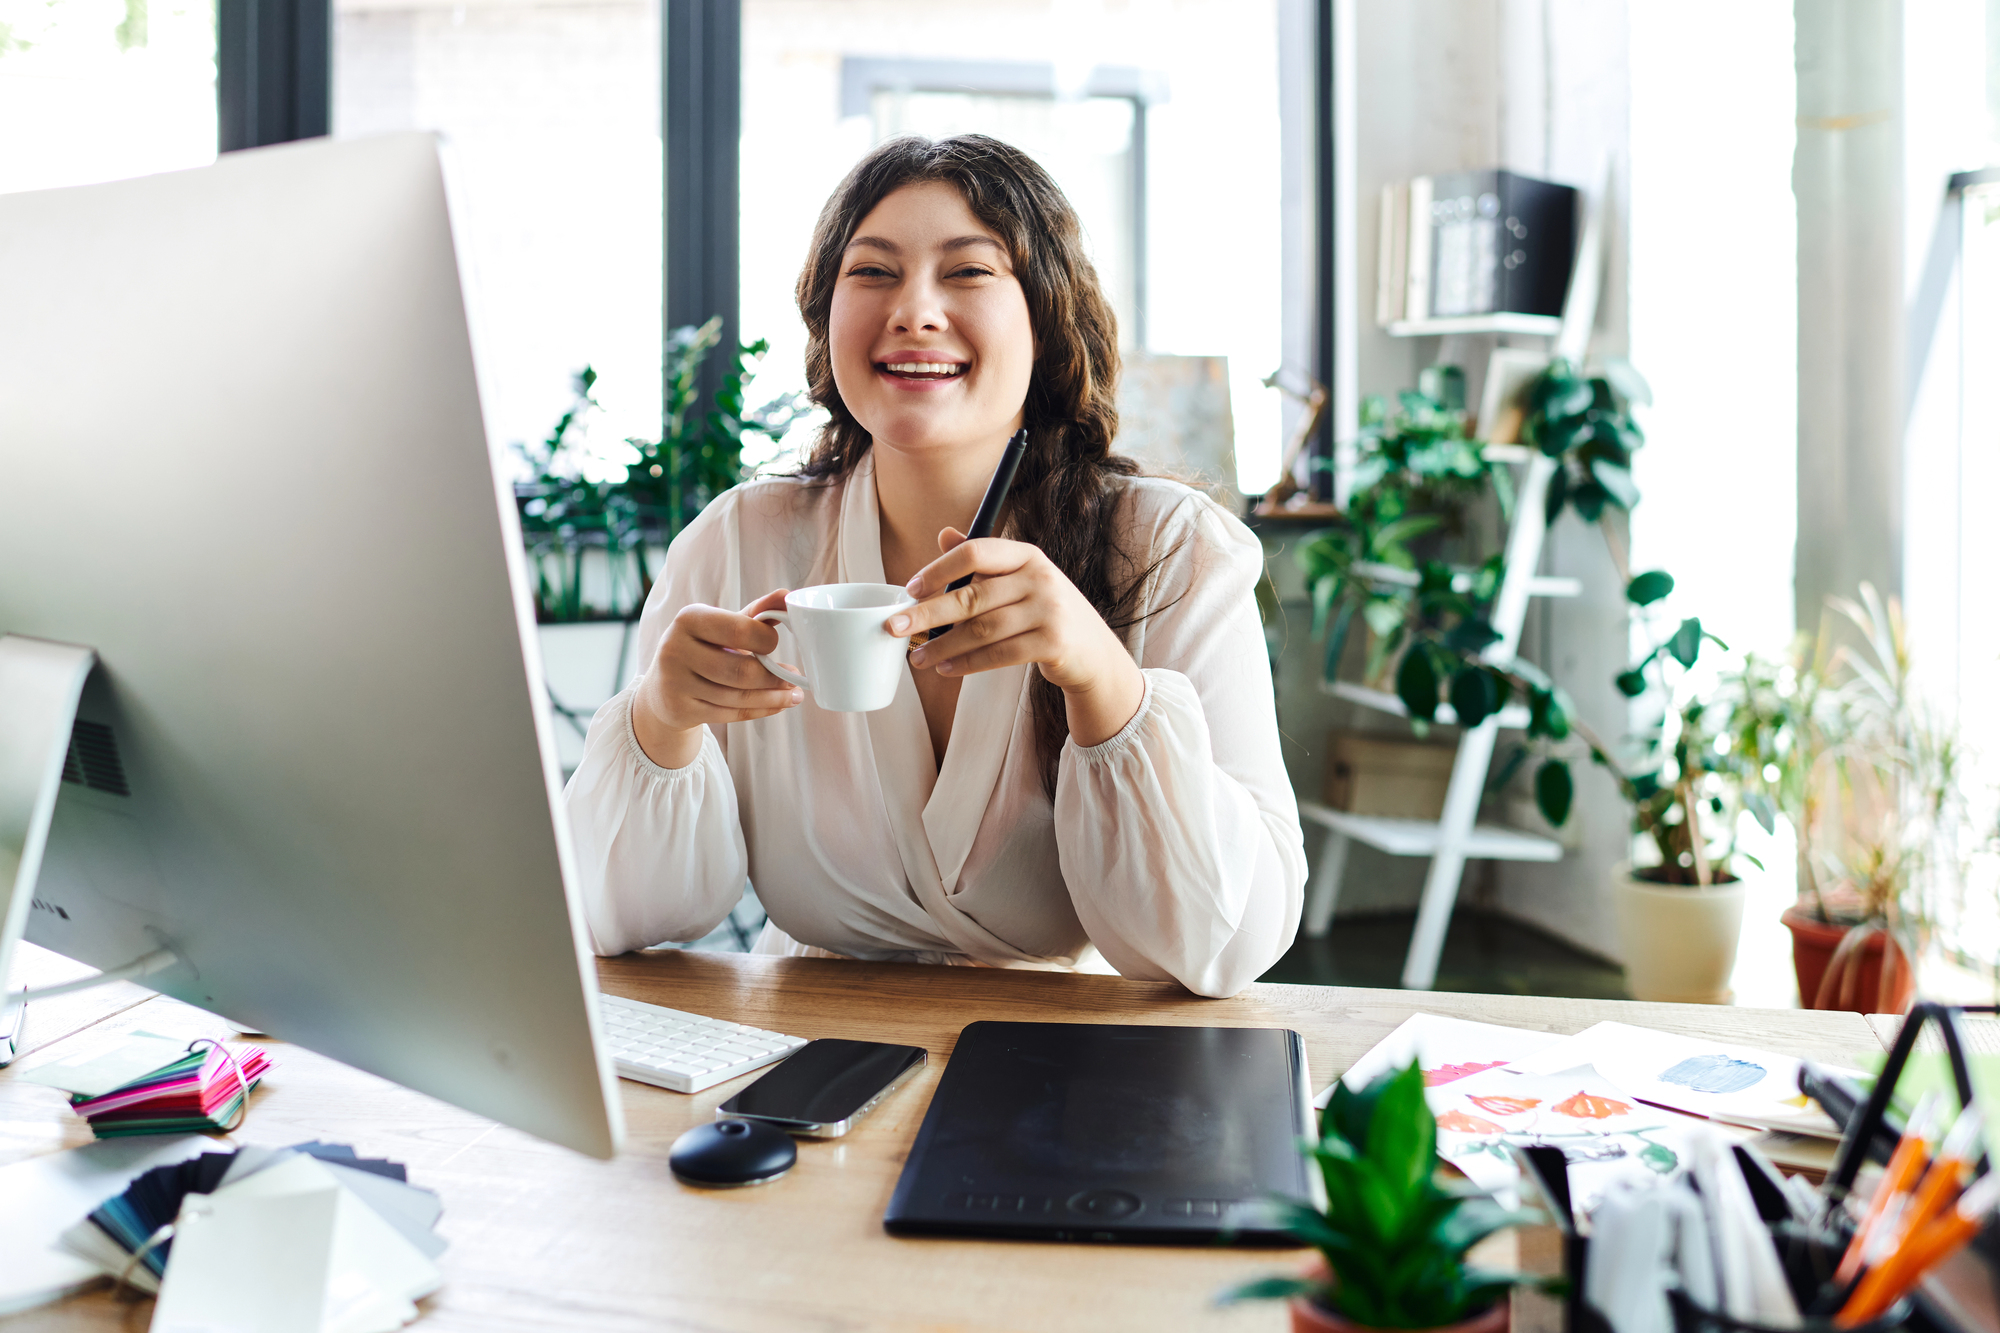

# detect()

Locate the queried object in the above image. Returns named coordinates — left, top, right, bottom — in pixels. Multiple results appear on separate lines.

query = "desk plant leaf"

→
left=1221, top=1062, right=1540, bottom=1328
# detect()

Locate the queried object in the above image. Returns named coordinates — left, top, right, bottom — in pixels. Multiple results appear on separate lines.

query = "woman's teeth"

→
left=882, top=362, right=963, bottom=378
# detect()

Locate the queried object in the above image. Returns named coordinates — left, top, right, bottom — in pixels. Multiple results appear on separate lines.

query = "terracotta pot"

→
left=1290, top=1293, right=1510, bottom=1333
left=1781, top=906, right=1915, bottom=1013
left=1612, top=863, right=1745, bottom=1004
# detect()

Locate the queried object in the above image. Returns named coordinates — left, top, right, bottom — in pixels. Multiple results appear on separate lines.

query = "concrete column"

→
left=1795, top=0, right=1905, bottom=627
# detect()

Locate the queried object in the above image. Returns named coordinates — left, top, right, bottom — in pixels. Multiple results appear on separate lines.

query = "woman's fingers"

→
left=688, top=681, right=802, bottom=715
left=890, top=567, right=1037, bottom=639
left=903, top=536, right=1032, bottom=599
left=909, top=601, right=1038, bottom=667
left=689, top=639, right=790, bottom=690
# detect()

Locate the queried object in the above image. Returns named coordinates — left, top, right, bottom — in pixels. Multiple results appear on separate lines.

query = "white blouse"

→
left=563, top=452, right=1306, bottom=998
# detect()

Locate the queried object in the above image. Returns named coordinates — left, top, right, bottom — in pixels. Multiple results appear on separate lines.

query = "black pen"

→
left=931, top=427, right=1028, bottom=638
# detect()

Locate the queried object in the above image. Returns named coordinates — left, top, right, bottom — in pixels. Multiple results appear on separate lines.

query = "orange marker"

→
left=1838, top=1169, right=2000, bottom=1326
left=1901, top=1107, right=1985, bottom=1237
left=1835, top=1092, right=1943, bottom=1285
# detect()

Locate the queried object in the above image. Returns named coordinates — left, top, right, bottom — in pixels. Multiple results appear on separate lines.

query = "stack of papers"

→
left=60, top=1141, right=445, bottom=1332
left=22, top=1030, right=270, bottom=1137
left=1327, top=1013, right=1853, bottom=1217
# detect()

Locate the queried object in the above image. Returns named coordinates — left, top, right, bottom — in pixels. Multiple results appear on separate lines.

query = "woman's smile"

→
left=874, top=351, right=969, bottom=389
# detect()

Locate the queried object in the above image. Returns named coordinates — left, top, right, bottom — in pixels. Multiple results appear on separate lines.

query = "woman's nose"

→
left=890, top=277, right=948, bottom=333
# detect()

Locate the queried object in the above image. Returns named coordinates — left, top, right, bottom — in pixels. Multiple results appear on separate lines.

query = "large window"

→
left=0, top=0, right=217, bottom=194
left=739, top=0, right=1286, bottom=492
left=333, top=0, right=664, bottom=470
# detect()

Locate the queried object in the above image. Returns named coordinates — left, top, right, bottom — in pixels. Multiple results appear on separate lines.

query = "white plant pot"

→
left=1612, top=862, right=1746, bottom=1005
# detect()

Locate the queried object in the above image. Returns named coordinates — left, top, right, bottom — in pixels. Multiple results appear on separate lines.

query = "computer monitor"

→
left=0, top=133, right=623, bottom=1158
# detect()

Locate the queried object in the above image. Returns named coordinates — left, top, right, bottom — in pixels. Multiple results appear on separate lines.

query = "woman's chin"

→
left=863, top=413, right=1003, bottom=459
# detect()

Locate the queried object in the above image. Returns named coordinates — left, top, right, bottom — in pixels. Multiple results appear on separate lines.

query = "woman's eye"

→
left=949, top=266, right=994, bottom=279
left=845, top=264, right=892, bottom=278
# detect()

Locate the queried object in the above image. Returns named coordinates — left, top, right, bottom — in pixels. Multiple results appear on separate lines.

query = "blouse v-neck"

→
left=835, top=454, right=1030, bottom=898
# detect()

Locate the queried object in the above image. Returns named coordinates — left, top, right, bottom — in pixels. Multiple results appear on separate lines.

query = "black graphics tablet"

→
left=884, top=1021, right=1322, bottom=1245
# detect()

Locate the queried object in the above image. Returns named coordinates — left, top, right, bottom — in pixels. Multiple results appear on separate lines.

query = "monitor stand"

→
left=0, top=633, right=97, bottom=1064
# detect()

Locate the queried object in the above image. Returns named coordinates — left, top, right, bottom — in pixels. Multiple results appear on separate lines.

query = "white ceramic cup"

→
left=754, top=583, right=917, bottom=713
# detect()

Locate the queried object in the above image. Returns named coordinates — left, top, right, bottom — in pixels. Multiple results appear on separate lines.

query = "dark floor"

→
left=1260, top=907, right=1631, bottom=999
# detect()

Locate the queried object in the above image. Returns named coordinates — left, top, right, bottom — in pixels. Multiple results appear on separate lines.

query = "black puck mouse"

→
left=669, top=1117, right=797, bottom=1187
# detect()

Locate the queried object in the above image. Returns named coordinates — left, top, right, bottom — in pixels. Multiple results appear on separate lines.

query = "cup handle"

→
left=753, top=611, right=809, bottom=690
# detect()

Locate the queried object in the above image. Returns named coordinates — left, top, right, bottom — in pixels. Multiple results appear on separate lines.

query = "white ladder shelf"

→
left=1301, top=446, right=1571, bottom=990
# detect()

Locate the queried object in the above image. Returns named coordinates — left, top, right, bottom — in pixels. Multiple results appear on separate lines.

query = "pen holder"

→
left=1665, top=1285, right=1911, bottom=1333
left=1815, top=1001, right=2000, bottom=1333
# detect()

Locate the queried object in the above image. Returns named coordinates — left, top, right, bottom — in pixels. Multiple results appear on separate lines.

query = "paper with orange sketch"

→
left=1431, top=1064, right=1704, bottom=1215
left=1509, top=1020, right=1843, bottom=1138
left=1321, top=1012, right=1566, bottom=1108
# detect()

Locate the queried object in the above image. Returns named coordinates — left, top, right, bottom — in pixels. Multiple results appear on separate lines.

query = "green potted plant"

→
left=514, top=319, right=809, bottom=766
left=1725, top=587, right=1961, bottom=1012
left=1223, top=1062, right=1538, bottom=1333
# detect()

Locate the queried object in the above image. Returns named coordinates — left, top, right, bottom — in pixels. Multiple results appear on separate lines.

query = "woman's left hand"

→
left=888, top=528, right=1145, bottom=747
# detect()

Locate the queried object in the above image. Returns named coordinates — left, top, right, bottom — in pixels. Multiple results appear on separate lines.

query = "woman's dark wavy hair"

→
left=794, top=134, right=1161, bottom=797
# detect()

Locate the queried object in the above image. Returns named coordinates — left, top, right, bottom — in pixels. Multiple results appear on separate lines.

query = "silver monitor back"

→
left=0, top=133, right=623, bottom=1158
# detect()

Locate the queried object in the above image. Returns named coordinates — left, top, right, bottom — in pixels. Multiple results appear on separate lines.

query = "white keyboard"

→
left=597, top=993, right=807, bottom=1093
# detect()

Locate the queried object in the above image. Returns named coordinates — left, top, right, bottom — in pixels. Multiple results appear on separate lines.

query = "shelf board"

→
left=1297, top=802, right=1561, bottom=862
left=1385, top=313, right=1562, bottom=338
left=1324, top=680, right=1532, bottom=731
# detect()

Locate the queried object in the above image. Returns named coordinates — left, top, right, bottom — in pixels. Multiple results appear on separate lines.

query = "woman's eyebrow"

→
left=941, top=235, right=1005, bottom=253
left=845, top=235, right=898, bottom=254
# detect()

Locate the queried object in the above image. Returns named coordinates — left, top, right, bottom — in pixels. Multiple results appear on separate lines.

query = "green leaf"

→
left=1598, top=357, right=1653, bottom=407
left=1311, top=573, right=1341, bottom=639
left=1614, top=669, right=1648, bottom=698
left=1362, top=596, right=1407, bottom=640
left=1443, top=616, right=1502, bottom=655
left=1542, top=464, right=1570, bottom=525
left=1571, top=480, right=1610, bottom=523
left=1530, top=365, right=1594, bottom=420
left=1217, top=1276, right=1324, bottom=1307
left=1323, top=600, right=1357, bottom=682
left=1535, top=759, right=1574, bottom=826
left=1626, top=570, right=1674, bottom=606
left=1397, top=646, right=1440, bottom=722
left=1744, top=790, right=1777, bottom=836
left=1526, top=687, right=1571, bottom=742
left=1668, top=616, right=1702, bottom=668
left=1372, top=513, right=1445, bottom=556
left=1589, top=459, right=1640, bottom=510
left=1450, top=665, right=1500, bottom=727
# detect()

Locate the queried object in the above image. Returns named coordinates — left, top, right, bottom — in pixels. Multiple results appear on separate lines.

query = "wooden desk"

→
left=1, top=947, right=1889, bottom=1333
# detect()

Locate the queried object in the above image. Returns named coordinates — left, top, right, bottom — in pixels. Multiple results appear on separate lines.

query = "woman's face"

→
left=827, top=181, right=1036, bottom=462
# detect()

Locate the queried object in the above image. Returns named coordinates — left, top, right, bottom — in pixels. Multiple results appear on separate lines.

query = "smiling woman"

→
left=562, top=135, right=1306, bottom=998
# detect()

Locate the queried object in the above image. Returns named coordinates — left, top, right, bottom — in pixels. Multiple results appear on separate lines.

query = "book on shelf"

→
left=1377, top=168, right=1578, bottom=328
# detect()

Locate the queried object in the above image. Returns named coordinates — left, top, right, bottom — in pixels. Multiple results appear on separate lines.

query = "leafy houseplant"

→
left=1223, top=1062, right=1536, bottom=1333
left=1724, top=587, right=1964, bottom=1012
left=514, top=318, right=810, bottom=623
left=1298, top=357, right=1666, bottom=832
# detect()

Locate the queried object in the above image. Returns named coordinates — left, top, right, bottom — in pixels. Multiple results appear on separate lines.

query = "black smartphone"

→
left=716, top=1038, right=927, bottom=1137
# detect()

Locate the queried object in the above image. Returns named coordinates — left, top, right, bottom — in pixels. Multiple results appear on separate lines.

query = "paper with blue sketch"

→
left=1509, top=1021, right=1840, bottom=1137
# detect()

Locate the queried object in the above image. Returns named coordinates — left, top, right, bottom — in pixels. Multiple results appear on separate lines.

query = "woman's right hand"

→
left=630, top=589, right=803, bottom=768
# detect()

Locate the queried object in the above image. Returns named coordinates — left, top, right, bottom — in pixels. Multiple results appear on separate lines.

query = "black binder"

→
left=883, top=1020, right=1319, bottom=1245
left=1423, top=168, right=1578, bottom=319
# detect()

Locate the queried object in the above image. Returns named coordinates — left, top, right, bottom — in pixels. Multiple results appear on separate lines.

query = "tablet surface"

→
left=884, top=1021, right=1319, bottom=1245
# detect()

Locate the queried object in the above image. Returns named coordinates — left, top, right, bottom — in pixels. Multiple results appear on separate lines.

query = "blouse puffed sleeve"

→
left=1053, top=492, right=1307, bottom=997
left=562, top=498, right=751, bottom=956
